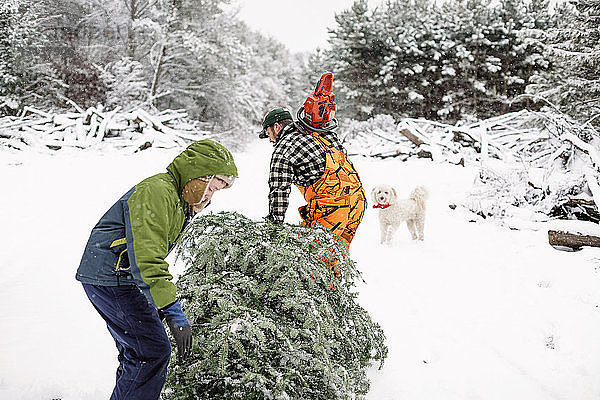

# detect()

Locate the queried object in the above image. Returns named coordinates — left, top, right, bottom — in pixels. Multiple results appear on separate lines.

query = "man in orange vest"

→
left=258, top=73, right=366, bottom=249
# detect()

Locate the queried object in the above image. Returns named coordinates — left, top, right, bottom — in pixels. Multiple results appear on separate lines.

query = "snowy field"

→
left=1, top=140, right=600, bottom=399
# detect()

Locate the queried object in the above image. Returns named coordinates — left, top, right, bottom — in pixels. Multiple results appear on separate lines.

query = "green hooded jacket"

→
left=76, top=140, right=238, bottom=308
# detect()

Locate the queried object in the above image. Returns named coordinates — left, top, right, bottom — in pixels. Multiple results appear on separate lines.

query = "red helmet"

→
left=303, top=71, right=336, bottom=129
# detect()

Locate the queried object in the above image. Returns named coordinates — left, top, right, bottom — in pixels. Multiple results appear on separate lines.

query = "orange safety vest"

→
left=296, top=131, right=366, bottom=248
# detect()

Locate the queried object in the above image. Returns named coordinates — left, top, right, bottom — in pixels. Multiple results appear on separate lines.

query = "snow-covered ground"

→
left=1, top=140, right=600, bottom=399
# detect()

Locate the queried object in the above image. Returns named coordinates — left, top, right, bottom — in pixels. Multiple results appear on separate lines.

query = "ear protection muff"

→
left=182, top=176, right=212, bottom=206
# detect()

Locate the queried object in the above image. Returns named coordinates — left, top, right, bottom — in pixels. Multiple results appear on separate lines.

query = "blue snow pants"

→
left=82, top=283, right=171, bottom=400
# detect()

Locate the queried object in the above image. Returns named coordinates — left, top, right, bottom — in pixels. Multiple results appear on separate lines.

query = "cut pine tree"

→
left=163, top=212, right=387, bottom=400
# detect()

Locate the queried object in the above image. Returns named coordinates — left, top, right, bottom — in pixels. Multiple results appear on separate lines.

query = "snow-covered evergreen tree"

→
left=329, top=0, right=386, bottom=120
left=100, top=58, right=149, bottom=109
left=488, top=0, right=551, bottom=113
left=301, top=47, right=337, bottom=106
left=328, top=0, right=553, bottom=122
left=440, top=0, right=545, bottom=120
left=374, top=0, right=446, bottom=119
left=0, top=0, right=50, bottom=114
left=526, top=0, right=600, bottom=127
left=34, top=0, right=108, bottom=108
left=164, top=212, right=387, bottom=400
left=512, top=0, right=554, bottom=110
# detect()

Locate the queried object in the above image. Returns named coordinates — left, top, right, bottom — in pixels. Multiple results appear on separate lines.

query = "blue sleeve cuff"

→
left=160, top=300, right=189, bottom=327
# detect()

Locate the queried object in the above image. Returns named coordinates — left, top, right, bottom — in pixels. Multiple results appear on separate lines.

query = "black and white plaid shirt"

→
left=267, top=123, right=346, bottom=222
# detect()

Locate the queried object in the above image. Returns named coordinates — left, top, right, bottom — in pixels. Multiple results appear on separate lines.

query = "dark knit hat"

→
left=258, top=108, right=292, bottom=138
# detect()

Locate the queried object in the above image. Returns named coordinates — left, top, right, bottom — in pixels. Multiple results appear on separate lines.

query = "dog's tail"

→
left=410, top=186, right=428, bottom=210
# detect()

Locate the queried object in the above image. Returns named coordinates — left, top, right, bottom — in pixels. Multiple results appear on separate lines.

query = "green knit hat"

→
left=258, top=108, right=292, bottom=138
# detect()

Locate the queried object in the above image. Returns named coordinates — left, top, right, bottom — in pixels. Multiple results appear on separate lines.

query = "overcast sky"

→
left=230, top=0, right=382, bottom=53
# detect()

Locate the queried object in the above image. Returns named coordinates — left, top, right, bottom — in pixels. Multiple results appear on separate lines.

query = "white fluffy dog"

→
left=371, top=185, right=429, bottom=244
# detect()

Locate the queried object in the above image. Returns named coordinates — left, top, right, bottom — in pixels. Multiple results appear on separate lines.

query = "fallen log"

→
left=548, top=230, right=600, bottom=249
left=398, top=128, right=425, bottom=146
left=21, top=106, right=50, bottom=117
left=0, top=117, right=52, bottom=130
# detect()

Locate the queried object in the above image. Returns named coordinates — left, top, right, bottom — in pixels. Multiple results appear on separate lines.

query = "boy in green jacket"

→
left=76, top=140, right=237, bottom=399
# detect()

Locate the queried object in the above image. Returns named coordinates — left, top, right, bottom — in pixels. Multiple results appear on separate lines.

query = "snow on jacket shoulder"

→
left=76, top=140, right=238, bottom=309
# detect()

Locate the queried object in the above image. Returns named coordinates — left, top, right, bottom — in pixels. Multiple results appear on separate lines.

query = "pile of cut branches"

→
left=344, top=111, right=600, bottom=241
left=441, top=113, right=600, bottom=242
left=0, top=106, right=213, bottom=153
left=344, top=111, right=600, bottom=171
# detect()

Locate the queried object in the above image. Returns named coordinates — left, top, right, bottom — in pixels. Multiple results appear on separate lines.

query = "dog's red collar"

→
left=373, top=203, right=391, bottom=209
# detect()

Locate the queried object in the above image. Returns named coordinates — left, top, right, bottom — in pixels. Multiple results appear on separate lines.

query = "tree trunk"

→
left=150, top=44, right=166, bottom=104
left=548, top=230, right=600, bottom=249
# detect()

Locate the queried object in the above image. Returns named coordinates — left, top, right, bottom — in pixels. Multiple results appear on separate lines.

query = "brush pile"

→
left=0, top=106, right=212, bottom=153
left=343, top=111, right=600, bottom=243
left=344, top=110, right=599, bottom=169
